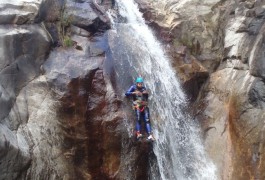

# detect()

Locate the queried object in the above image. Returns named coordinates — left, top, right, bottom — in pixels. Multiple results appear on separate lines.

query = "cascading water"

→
left=107, top=0, right=217, bottom=179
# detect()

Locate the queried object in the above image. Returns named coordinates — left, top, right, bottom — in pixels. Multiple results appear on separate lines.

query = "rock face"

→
left=197, top=69, right=265, bottom=180
left=0, top=0, right=41, bottom=24
left=64, top=0, right=111, bottom=32
left=0, top=0, right=124, bottom=179
left=198, top=1, right=265, bottom=179
left=136, top=0, right=225, bottom=100
left=136, top=0, right=265, bottom=179
left=43, top=35, right=123, bottom=179
left=0, top=24, right=51, bottom=179
left=2, top=0, right=265, bottom=179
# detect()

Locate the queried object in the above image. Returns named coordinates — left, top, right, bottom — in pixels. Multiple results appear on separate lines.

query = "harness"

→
left=133, top=98, right=148, bottom=112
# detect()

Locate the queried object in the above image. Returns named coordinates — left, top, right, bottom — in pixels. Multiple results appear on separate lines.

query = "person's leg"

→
left=144, top=107, right=155, bottom=140
left=135, top=109, right=142, bottom=138
left=143, top=107, right=152, bottom=135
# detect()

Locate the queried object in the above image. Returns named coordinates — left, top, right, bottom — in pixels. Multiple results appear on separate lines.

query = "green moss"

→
left=180, top=35, right=193, bottom=49
left=63, top=36, right=73, bottom=47
left=57, top=1, right=73, bottom=47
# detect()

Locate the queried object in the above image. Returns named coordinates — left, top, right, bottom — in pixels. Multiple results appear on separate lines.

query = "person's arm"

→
left=125, top=85, right=136, bottom=96
left=142, top=87, right=149, bottom=100
left=141, top=86, right=148, bottom=94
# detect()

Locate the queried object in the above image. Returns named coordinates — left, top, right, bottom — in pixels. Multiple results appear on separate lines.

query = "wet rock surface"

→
left=136, top=0, right=265, bottom=179
left=2, top=0, right=265, bottom=179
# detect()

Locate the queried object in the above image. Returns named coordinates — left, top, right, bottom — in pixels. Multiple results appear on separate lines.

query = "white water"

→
left=107, top=0, right=217, bottom=179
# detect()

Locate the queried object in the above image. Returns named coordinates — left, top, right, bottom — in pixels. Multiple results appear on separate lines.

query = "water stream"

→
left=106, top=0, right=217, bottom=179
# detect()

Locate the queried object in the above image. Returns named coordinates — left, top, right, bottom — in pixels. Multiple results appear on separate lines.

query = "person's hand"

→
left=142, top=90, right=148, bottom=94
left=133, top=91, right=142, bottom=96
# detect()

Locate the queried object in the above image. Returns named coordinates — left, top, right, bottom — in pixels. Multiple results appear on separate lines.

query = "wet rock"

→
left=172, top=53, right=209, bottom=102
left=136, top=0, right=228, bottom=103
left=196, top=68, right=265, bottom=180
left=139, top=0, right=265, bottom=179
left=43, top=34, right=123, bottom=179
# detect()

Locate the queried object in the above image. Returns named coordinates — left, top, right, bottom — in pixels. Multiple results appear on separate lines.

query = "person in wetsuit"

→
left=125, top=77, right=155, bottom=141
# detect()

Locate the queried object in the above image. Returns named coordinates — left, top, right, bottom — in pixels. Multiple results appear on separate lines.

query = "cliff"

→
left=1, top=0, right=265, bottom=179
left=0, top=0, right=125, bottom=179
left=137, top=0, right=265, bottom=179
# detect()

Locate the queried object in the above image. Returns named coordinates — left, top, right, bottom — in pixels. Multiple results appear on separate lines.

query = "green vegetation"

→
left=58, top=2, right=73, bottom=47
left=63, top=35, right=74, bottom=47
left=180, top=36, right=193, bottom=49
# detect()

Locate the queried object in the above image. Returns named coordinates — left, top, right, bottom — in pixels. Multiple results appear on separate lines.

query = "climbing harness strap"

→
left=133, top=100, right=147, bottom=112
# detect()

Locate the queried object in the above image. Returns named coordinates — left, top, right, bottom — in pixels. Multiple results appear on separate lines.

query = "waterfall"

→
left=107, top=0, right=217, bottom=179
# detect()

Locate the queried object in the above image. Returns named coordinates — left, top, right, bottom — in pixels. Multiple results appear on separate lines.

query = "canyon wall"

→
left=137, top=0, right=265, bottom=179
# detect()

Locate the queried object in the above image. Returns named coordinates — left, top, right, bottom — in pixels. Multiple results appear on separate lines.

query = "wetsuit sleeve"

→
left=125, top=85, right=136, bottom=96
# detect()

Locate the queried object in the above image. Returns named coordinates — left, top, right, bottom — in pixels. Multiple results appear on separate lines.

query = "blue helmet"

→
left=135, top=77, right=144, bottom=83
